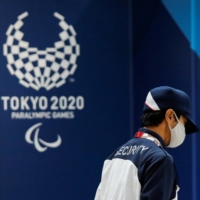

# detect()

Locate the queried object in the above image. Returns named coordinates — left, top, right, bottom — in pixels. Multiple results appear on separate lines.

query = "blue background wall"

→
left=0, top=0, right=199, bottom=199
left=0, top=0, right=132, bottom=199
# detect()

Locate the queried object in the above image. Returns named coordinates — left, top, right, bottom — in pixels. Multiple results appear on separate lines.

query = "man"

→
left=94, top=86, right=199, bottom=200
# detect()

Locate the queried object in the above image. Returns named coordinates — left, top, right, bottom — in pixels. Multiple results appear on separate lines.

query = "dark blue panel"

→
left=0, top=0, right=132, bottom=199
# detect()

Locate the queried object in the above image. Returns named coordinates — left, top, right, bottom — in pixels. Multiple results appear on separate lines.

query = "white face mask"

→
left=167, top=112, right=186, bottom=148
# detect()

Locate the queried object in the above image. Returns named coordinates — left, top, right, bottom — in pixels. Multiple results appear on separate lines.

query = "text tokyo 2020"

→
left=1, top=96, right=84, bottom=111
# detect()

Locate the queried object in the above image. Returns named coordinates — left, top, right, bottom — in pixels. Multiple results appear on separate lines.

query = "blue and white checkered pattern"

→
left=3, top=12, right=80, bottom=90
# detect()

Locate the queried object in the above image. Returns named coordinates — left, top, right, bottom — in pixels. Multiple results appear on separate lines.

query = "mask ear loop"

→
left=173, top=112, right=179, bottom=122
left=168, top=112, right=179, bottom=131
left=174, top=112, right=185, bottom=129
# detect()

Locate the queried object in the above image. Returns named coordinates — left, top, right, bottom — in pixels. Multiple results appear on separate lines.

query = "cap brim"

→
left=185, top=116, right=199, bottom=134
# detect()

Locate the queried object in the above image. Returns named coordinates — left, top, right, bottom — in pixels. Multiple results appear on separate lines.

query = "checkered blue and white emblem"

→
left=3, top=12, right=80, bottom=91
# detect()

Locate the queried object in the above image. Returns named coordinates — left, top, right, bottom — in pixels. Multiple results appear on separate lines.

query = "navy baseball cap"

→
left=143, top=86, right=199, bottom=134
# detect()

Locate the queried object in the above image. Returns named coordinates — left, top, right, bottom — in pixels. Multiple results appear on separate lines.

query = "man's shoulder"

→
left=110, top=137, right=173, bottom=163
left=132, top=137, right=173, bottom=158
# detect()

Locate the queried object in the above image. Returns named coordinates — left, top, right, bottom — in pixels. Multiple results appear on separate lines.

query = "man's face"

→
left=168, top=113, right=187, bottom=129
left=179, top=115, right=187, bottom=126
left=165, top=110, right=187, bottom=147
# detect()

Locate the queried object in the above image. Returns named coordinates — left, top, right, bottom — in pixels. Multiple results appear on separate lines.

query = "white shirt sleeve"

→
left=94, top=182, right=101, bottom=200
left=172, top=185, right=180, bottom=200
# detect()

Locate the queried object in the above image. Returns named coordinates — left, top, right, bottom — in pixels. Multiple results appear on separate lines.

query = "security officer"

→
left=94, top=86, right=199, bottom=200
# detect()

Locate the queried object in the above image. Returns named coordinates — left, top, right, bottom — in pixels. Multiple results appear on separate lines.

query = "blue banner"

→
left=0, top=0, right=132, bottom=199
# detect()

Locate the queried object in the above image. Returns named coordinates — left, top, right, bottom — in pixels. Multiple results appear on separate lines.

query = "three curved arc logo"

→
left=25, top=123, right=62, bottom=152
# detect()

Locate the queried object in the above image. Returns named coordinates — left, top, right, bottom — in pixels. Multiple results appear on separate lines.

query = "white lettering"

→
left=21, top=96, right=30, bottom=110
left=11, top=112, right=52, bottom=119
left=115, top=145, right=149, bottom=156
left=115, top=147, right=125, bottom=156
left=10, top=96, right=19, bottom=110
left=127, top=146, right=133, bottom=155
left=76, top=96, right=84, bottom=110
left=122, top=146, right=129, bottom=155
left=30, top=96, right=39, bottom=110
left=1, top=96, right=85, bottom=112
left=39, top=96, right=48, bottom=110
left=59, top=96, right=67, bottom=110
left=131, top=146, right=137, bottom=154
left=1, top=96, right=10, bottom=110
left=141, top=146, right=149, bottom=153
left=135, top=146, right=141, bottom=153
left=68, top=96, right=76, bottom=110
left=52, top=111, right=74, bottom=119
left=50, top=96, right=58, bottom=110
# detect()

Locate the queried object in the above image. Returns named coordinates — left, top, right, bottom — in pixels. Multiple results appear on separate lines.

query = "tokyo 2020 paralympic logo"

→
left=2, top=12, right=83, bottom=152
left=3, top=12, right=80, bottom=91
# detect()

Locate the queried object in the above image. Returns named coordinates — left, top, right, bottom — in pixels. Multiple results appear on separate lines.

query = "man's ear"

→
left=165, top=109, right=174, bottom=123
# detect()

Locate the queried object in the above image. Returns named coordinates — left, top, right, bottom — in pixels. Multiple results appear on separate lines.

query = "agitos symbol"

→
left=3, top=12, right=80, bottom=90
left=25, top=123, right=62, bottom=152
